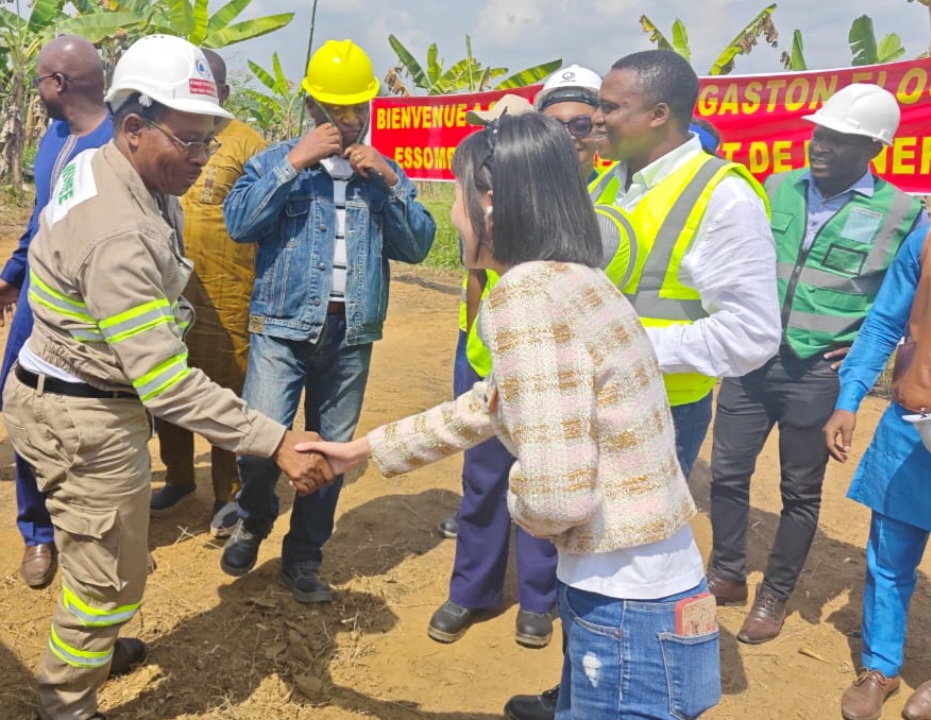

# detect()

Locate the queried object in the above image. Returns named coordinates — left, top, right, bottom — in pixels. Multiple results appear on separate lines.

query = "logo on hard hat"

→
left=561, top=71, right=576, bottom=82
left=195, top=59, right=211, bottom=78
left=189, top=78, right=218, bottom=98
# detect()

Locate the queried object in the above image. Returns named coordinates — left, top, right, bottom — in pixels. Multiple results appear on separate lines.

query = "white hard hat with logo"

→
left=105, top=34, right=233, bottom=120
left=534, top=64, right=602, bottom=111
left=803, top=83, right=900, bottom=146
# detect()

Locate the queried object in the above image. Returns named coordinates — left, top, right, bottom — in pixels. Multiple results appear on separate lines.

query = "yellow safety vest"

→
left=588, top=154, right=770, bottom=406
left=457, top=269, right=498, bottom=378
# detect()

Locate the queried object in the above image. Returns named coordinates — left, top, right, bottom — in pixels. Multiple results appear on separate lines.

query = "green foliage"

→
left=782, top=29, right=807, bottom=70
left=416, top=182, right=461, bottom=271
left=386, top=34, right=561, bottom=95
left=849, top=15, right=906, bottom=65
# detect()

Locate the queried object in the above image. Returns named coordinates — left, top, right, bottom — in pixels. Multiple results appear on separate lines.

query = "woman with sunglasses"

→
left=534, top=64, right=602, bottom=183
left=295, top=113, right=721, bottom=720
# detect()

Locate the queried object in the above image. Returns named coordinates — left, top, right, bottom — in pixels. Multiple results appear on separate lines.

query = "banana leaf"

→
left=188, top=0, right=210, bottom=45
left=272, top=52, right=290, bottom=96
left=247, top=58, right=278, bottom=93
left=388, top=34, right=429, bottom=91
left=203, top=13, right=293, bottom=48
left=877, top=33, right=906, bottom=63
left=426, top=43, right=441, bottom=87
left=26, top=0, right=66, bottom=35
left=671, top=19, right=691, bottom=62
left=163, top=0, right=194, bottom=37
left=54, top=10, right=153, bottom=43
left=495, top=59, right=562, bottom=90
left=206, top=0, right=250, bottom=35
left=782, top=28, right=807, bottom=70
left=709, top=3, right=778, bottom=75
left=849, top=15, right=878, bottom=66
left=639, top=15, right=674, bottom=51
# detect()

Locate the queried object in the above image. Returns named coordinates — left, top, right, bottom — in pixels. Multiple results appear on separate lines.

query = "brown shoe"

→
left=841, top=670, right=900, bottom=720
left=20, top=544, right=56, bottom=588
left=707, top=570, right=748, bottom=606
left=903, top=679, right=931, bottom=720
left=737, top=586, right=786, bottom=644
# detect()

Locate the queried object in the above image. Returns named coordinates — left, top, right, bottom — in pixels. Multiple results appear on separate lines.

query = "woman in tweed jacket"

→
left=296, top=113, right=720, bottom=720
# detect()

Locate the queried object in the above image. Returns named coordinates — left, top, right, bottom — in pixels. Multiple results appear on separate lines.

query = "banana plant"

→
left=243, top=52, right=303, bottom=141
left=640, top=4, right=779, bottom=75
left=386, top=34, right=560, bottom=95
left=849, top=15, right=906, bottom=65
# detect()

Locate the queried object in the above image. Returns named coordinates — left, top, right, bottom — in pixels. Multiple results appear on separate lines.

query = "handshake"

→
left=272, top=430, right=374, bottom=496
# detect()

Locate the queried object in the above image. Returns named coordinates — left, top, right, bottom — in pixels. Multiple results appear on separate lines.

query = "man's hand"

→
left=824, top=410, right=857, bottom=463
left=0, top=278, right=19, bottom=327
left=286, top=123, right=344, bottom=171
left=295, top=437, right=372, bottom=477
left=274, top=430, right=335, bottom=496
left=344, top=144, right=398, bottom=186
left=824, top=346, right=851, bottom=372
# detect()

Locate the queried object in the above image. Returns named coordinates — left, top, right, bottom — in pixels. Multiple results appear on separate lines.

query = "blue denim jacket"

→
left=223, top=140, right=436, bottom=345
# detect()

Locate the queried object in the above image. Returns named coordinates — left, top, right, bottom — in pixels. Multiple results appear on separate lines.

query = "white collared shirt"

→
left=610, top=137, right=781, bottom=378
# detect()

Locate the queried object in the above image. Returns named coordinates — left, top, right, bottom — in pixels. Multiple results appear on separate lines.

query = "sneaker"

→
left=437, top=513, right=459, bottom=539
left=280, top=561, right=333, bottom=603
left=150, top=483, right=196, bottom=518
left=504, top=685, right=559, bottom=720
left=220, top=521, right=264, bottom=577
left=210, top=501, right=240, bottom=539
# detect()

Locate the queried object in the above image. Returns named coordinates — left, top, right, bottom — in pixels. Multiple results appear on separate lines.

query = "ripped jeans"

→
left=556, top=579, right=720, bottom=720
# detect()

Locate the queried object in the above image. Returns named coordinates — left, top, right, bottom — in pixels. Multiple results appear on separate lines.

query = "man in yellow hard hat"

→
left=220, top=39, right=436, bottom=602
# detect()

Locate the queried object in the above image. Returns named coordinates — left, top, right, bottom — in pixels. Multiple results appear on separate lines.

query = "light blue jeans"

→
left=556, top=579, right=720, bottom=720
left=862, top=511, right=929, bottom=677
left=236, top=314, right=372, bottom=566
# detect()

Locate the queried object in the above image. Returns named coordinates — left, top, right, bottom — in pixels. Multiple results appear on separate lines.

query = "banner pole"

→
left=298, top=0, right=320, bottom=132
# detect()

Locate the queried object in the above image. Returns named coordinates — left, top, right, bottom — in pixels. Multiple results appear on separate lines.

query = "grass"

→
left=415, top=181, right=461, bottom=271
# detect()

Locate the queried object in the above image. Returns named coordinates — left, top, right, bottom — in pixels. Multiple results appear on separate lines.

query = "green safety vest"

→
left=588, top=154, right=770, bottom=406
left=458, top=269, right=499, bottom=377
left=768, top=169, right=922, bottom=359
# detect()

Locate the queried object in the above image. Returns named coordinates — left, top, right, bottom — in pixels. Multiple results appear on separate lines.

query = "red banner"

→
left=371, top=59, right=931, bottom=193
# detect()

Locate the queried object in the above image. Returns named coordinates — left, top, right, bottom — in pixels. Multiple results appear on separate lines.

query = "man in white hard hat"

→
left=823, top=207, right=931, bottom=720
left=707, top=83, right=928, bottom=649
left=535, top=64, right=602, bottom=183
left=2, top=35, right=332, bottom=720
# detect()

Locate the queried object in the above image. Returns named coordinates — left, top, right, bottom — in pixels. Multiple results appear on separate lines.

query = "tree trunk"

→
left=0, top=71, right=25, bottom=188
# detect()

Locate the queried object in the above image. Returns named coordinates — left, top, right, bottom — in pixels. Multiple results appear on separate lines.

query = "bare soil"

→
left=0, top=210, right=928, bottom=720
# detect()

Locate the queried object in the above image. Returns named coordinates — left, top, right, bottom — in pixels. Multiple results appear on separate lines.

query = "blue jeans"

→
left=556, top=579, right=720, bottom=720
left=862, top=511, right=929, bottom=677
left=236, top=315, right=372, bottom=566
left=670, top=393, right=713, bottom=481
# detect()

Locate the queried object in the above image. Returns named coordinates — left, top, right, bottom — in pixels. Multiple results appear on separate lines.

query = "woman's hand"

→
left=292, top=437, right=373, bottom=491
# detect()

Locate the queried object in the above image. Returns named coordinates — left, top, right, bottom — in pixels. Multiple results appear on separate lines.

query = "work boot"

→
left=150, top=483, right=196, bottom=517
left=437, top=513, right=459, bottom=539
left=841, top=669, right=900, bottom=720
left=220, top=521, right=265, bottom=577
left=504, top=685, right=559, bottom=720
left=20, top=543, right=56, bottom=588
left=515, top=610, right=553, bottom=648
left=428, top=600, right=477, bottom=643
left=707, top=569, right=748, bottom=606
left=280, top=561, right=333, bottom=603
left=737, top=586, right=787, bottom=644
left=109, top=637, right=147, bottom=678
left=903, top=678, right=931, bottom=720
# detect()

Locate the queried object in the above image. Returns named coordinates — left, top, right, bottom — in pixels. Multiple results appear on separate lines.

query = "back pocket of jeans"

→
left=659, top=630, right=721, bottom=720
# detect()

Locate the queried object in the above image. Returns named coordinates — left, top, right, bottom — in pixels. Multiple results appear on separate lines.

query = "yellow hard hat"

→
left=302, top=39, right=379, bottom=105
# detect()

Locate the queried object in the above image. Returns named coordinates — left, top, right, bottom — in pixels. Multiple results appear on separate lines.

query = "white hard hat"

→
left=535, top=64, right=602, bottom=111
left=803, top=83, right=900, bottom=146
left=105, top=35, right=233, bottom=120
left=904, top=413, right=931, bottom=453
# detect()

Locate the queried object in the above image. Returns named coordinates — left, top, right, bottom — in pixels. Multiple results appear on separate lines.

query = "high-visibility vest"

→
left=768, top=169, right=922, bottom=359
left=457, top=269, right=499, bottom=377
left=588, top=154, right=770, bottom=406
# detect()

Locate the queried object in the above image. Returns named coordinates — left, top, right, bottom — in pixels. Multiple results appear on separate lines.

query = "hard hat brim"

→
left=302, top=78, right=379, bottom=106
left=160, top=97, right=234, bottom=120
left=802, top=112, right=892, bottom=146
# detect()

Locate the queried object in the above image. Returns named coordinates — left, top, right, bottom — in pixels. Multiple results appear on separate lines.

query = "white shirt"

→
left=321, top=156, right=351, bottom=302
left=611, top=137, right=782, bottom=378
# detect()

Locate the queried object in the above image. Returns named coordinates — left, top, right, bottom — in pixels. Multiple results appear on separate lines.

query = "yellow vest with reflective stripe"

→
left=588, top=154, right=770, bottom=406
left=458, top=270, right=498, bottom=378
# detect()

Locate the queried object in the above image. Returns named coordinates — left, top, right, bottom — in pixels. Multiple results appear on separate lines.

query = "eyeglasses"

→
left=144, top=119, right=221, bottom=159
left=31, top=72, right=72, bottom=88
left=558, top=115, right=594, bottom=141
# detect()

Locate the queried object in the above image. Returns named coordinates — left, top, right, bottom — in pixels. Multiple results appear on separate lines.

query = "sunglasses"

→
left=144, top=119, right=221, bottom=160
left=558, top=115, right=594, bottom=141
left=31, top=72, right=72, bottom=88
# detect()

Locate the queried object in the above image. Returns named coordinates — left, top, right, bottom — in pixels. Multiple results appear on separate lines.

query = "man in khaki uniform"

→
left=152, top=49, right=267, bottom=537
left=2, top=35, right=331, bottom=720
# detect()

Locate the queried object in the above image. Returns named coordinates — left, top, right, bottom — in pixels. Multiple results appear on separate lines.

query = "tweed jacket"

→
left=368, top=260, right=696, bottom=555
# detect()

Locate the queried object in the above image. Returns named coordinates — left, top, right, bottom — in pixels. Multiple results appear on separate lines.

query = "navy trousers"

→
left=448, top=332, right=558, bottom=613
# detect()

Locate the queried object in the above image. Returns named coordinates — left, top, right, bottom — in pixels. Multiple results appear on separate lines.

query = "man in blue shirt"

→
left=826, top=223, right=931, bottom=720
left=219, top=39, right=435, bottom=602
left=0, top=36, right=113, bottom=589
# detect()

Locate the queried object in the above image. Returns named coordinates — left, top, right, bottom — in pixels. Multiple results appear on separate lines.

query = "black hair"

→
left=452, top=113, right=603, bottom=268
left=111, top=92, right=170, bottom=135
left=611, top=50, right=698, bottom=127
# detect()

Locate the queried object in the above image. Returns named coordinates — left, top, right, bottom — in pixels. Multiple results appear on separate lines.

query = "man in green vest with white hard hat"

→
left=707, top=83, right=928, bottom=645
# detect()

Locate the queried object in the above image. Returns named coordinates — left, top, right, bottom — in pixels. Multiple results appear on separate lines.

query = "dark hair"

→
left=112, top=92, right=170, bottom=134
left=452, top=113, right=602, bottom=268
left=611, top=50, right=698, bottom=127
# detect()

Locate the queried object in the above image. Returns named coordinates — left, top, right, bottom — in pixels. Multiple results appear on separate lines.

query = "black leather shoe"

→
left=437, top=513, right=459, bottom=539
left=220, top=521, right=265, bottom=577
left=515, top=610, right=553, bottom=648
left=109, top=637, right=146, bottom=677
left=504, top=684, right=559, bottom=720
left=280, top=562, right=333, bottom=603
left=427, top=600, right=476, bottom=643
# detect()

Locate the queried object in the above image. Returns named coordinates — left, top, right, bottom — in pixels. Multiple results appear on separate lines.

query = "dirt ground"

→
left=1, top=209, right=930, bottom=720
